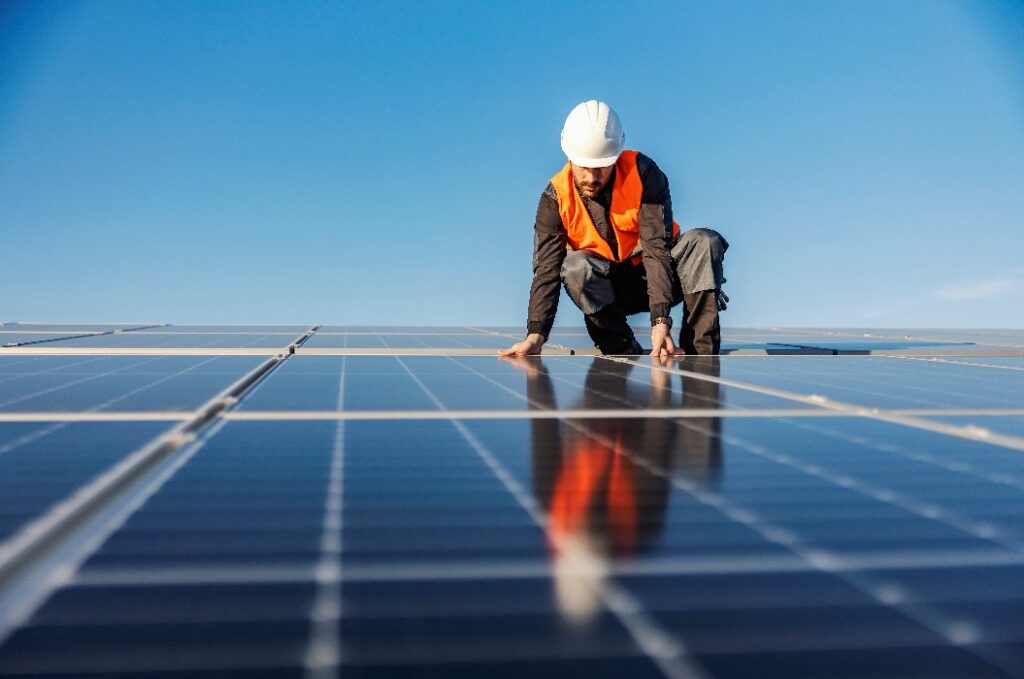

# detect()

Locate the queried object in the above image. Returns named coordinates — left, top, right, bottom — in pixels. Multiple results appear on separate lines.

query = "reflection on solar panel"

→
left=0, top=325, right=1023, bottom=677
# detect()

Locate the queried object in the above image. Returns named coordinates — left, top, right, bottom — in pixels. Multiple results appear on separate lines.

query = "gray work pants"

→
left=560, top=228, right=728, bottom=355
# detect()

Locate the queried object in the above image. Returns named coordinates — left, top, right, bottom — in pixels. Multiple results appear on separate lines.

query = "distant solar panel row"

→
left=4, top=324, right=1021, bottom=354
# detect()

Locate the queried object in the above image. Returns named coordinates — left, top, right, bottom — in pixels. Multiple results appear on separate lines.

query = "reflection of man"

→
left=500, top=100, right=728, bottom=359
left=510, top=356, right=723, bottom=620
left=517, top=357, right=723, bottom=553
left=527, top=359, right=673, bottom=559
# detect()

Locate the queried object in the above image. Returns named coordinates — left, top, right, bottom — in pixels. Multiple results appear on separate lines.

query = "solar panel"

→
left=0, top=324, right=161, bottom=333
left=0, top=333, right=101, bottom=348
left=234, top=355, right=813, bottom=413
left=36, top=333, right=302, bottom=350
left=1, top=326, right=1023, bottom=677
left=0, top=355, right=267, bottom=412
left=0, top=421, right=175, bottom=543
left=301, top=333, right=517, bottom=350
left=139, top=325, right=311, bottom=334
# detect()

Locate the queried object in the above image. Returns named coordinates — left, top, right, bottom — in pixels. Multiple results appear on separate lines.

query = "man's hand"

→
left=499, top=333, right=545, bottom=357
left=650, top=323, right=675, bottom=358
left=499, top=353, right=543, bottom=378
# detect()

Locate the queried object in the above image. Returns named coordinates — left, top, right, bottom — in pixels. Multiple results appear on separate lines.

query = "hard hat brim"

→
left=562, top=150, right=621, bottom=168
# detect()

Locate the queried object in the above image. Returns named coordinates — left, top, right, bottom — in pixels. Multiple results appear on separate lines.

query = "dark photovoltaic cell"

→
left=0, top=355, right=265, bottom=412
left=0, top=421, right=174, bottom=544
left=1, top=326, right=1024, bottom=678
left=77, top=421, right=334, bottom=571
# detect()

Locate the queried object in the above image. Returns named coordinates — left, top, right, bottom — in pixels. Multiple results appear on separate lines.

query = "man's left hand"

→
left=650, top=323, right=676, bottom=357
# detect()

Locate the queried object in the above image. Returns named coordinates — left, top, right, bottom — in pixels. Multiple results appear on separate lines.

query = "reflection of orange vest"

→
left=549, top=434, right=637, bottom=554
left=550, top=150, right=681, bottom=263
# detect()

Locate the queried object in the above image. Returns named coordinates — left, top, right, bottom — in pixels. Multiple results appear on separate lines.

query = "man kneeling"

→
left=501, top=100, right=728, bottom=357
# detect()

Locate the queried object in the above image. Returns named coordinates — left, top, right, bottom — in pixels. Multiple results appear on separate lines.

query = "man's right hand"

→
left=499, top=333, right=545, bottom=357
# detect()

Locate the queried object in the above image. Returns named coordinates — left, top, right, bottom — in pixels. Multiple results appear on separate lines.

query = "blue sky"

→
left=2, top=0, right=1022, bottom=328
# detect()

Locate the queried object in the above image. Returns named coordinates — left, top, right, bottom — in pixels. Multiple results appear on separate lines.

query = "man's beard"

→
left=575, top=180, right=605, bottom=199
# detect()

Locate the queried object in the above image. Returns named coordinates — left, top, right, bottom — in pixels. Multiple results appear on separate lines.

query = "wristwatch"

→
left=651, top=316, right=673, bottom=329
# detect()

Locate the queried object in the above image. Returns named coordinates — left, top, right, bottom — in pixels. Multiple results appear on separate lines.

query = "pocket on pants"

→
left=561, top=252, right=615, bottom=315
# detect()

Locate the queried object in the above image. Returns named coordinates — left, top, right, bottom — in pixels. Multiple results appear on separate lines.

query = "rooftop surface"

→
left=0, top=324, right=1023, bottom=677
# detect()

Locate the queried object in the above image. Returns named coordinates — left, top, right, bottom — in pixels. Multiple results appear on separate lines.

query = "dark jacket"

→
left=527, top=153, right=676, bottom=338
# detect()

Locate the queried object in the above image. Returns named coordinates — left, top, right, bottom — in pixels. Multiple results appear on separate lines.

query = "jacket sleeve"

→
left=526, top=184, right=567, bottom=339
left=637, top=154, right=676, bottom=322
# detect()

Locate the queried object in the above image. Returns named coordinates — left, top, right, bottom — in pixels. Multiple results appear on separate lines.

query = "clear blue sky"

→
left=2, top=0, right=1022, bottom=328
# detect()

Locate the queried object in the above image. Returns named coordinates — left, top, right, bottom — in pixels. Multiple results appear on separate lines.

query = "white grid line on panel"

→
left=69, top=546, right=1024, bottom=588
left=303, top=356, right=347, bottom=679
left=4, top=408, right=1024, bottom=423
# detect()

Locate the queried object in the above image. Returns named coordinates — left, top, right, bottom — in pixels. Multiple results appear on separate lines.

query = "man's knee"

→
left=671, top=227, right=728, bottom=294
left=672, top=228, right=728, bottom=262
left=560, top=250, right=615, bottom=315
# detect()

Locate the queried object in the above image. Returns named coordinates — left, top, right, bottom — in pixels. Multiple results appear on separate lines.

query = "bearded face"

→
left=570, top=163, right=614, bottom=199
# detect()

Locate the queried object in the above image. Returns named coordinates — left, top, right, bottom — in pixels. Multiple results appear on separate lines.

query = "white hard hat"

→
left=560, top=100, right=625, bottom=168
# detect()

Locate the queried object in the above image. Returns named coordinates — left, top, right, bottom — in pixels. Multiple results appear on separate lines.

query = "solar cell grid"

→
left=147, top=325, right=310, bottom=333
left=675, top=355, right=1024, bottom=410
left=0, top=326, right=1023, bottom=678
left=0, top=324, right=158, bottom=333
left=301, top=333, right=517, bottom=349
left=0, top=355, right=266, bottom=412
left=0, top=421, right=174, bottom=544
left=1, top=334, right=113, bottom=349
left=35, top=333, right=301, bottom=349
left=235, top=355, right=814, bottom=413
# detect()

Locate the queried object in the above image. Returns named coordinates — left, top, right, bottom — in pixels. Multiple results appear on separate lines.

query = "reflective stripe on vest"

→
left=550, top=150, right=680, bottom=263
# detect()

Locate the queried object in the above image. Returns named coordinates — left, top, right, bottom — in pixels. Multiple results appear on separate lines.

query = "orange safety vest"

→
left=550, top=150, right=681, bottom=263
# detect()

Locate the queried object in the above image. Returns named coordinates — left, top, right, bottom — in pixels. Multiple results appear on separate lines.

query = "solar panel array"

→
left=1, top=323, right=1023, bottom=677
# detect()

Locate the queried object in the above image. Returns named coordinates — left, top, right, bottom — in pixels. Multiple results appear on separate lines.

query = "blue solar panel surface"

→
left=0, top=325, right=1022, bottom=678
left=37, top=333, right=301, bottom=349
left=236, top=356, right=807, bottom=412
left=0, top=421, right=174, bottom=543
left=0, top=356, right=266, bottom=411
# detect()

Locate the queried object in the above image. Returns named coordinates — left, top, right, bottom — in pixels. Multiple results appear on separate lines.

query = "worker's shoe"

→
left=599, top=336, right=644, bottom=355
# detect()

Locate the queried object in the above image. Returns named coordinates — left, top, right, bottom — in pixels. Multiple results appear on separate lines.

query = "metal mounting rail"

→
left=0, top=349, right=294, bottom=644
left=0, top=324, right=167, bottom=348
left=289, top=325, right=320, bottom=354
